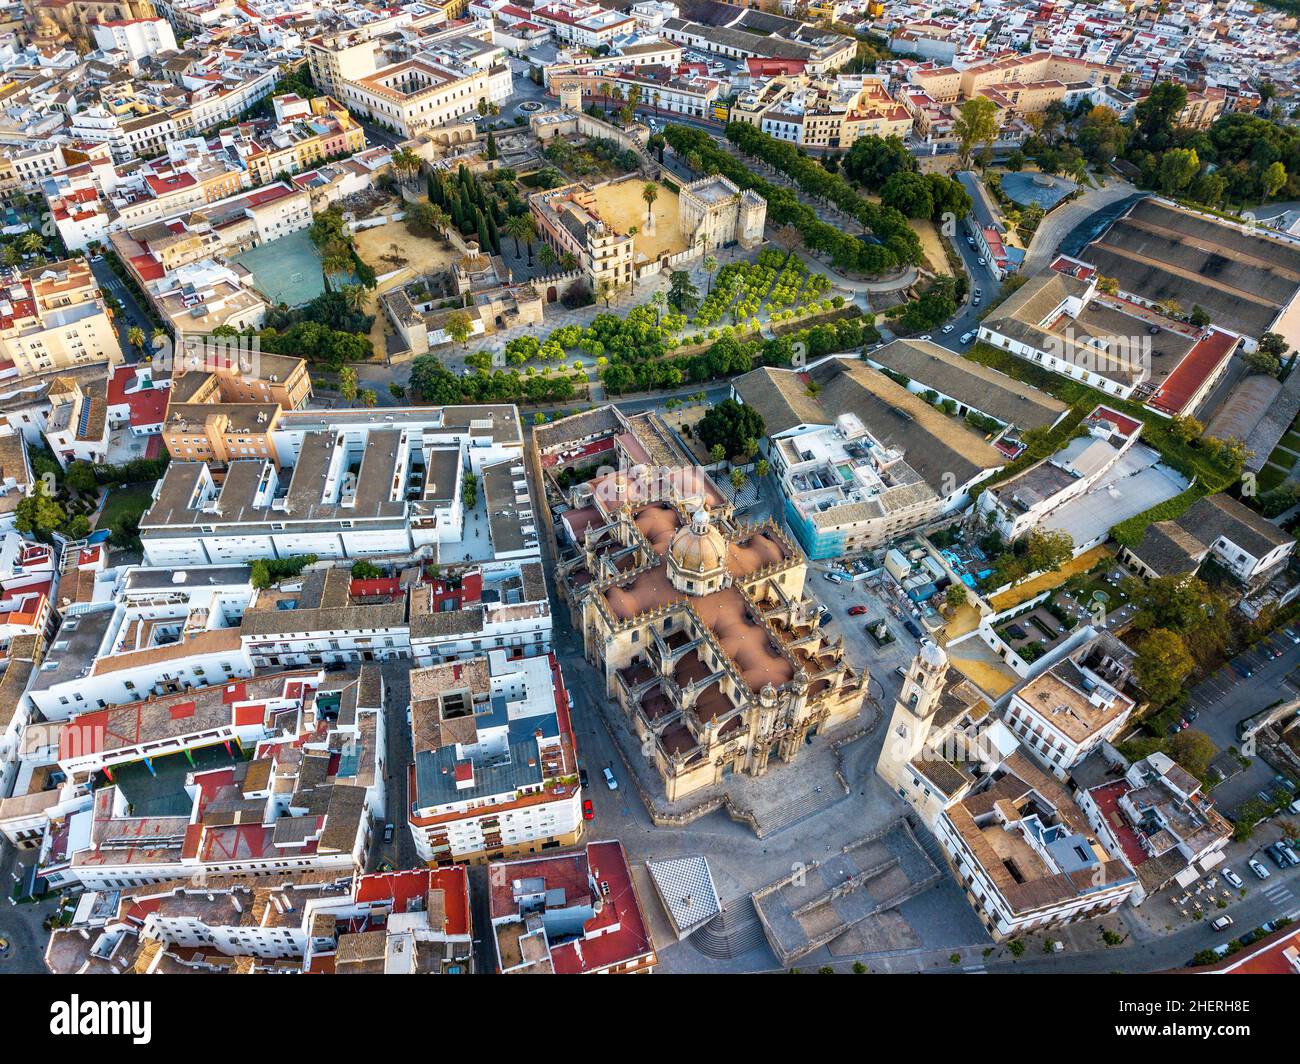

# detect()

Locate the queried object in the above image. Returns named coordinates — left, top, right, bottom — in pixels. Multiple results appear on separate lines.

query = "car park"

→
left=1221, top=868, right=1244, bottom=889
left=603, top=767, right=618, bottom=791
left=1249, top=858, right=1270, bottom=879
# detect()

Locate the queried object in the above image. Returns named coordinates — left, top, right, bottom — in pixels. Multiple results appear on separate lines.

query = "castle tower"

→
left=559, top=83, right=583, bottom=113
left=875, top=640, right=948, bottom=797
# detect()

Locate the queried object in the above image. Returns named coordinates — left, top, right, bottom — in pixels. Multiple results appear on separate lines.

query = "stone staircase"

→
left=690, top=897, right=768, bottom=960
left=754, top=783, right=845, bottom=838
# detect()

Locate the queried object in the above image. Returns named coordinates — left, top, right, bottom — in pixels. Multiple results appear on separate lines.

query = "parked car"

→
left=816, top=605, right=831, bottom=626
left=1278, top=843, right=1300, bottom=867
left=941, top=324, right=955, bottom=334
left=847, top=605, right=869, bottom=616
left=904, top=618, right=923, bottom=638
left=1265, top=843, right=1289, bottom=868
left=918, top=334, right=933, bottom=341
left=1211, top=915, right=1234, bottom=932
left=1289, top=798, right=1300, bottom=816
left=960, top=332, right=974, bottom=344
left=1182, top=707, right=1199, bottom=723
left=1248, top=858, right=1271, bottom=879
left=382, top=822, right=395, bottom=843
left=1221, top=868, right=1244, bottom=889
left=579, top=767, right=589, bottom=789
left=1284, top=629, right=1300, bottom=644
left=1273, top=774, right=1297, bottom=793
left=1231, top=659, right=1254, bottom=679
left=823, top=571, right=846, bottom=584
left=977, top=257, right=986, bottom=266
left=583, top=799, right=594, bottom=821
left=895, top=665, right=908, bottom=678
left=603, top=767, right=618, bottom=791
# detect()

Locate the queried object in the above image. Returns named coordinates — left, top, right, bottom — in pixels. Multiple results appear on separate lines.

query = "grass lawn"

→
left=96, top=482, right=155, bottom=532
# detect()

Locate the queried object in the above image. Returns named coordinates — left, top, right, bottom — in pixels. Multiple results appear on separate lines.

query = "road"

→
left=89, top=256, right=148, bottom=365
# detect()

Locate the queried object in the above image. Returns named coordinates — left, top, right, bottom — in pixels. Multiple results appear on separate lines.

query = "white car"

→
left=942, top=324, right=955, bottom=334
left=823, top=571, right=846, bottom=584
left=960, top=332, right=974, bottom=345
left=977, top=257, right=987, bottom=267
left=918, top=334, right=932, bottom=341
left=1248, top=858, right=1270, bottom=880
left=1221, top=868, right=1244, bottom=889
left=603, top=767, right=618, bottom=791
left=1211, top=915, right=1234, bottom=932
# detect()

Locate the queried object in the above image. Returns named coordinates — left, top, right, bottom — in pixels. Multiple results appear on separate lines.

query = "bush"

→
left=250, top=554, right=318, bottom=590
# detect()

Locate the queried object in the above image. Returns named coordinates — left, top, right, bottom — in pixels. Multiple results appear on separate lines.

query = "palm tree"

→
left=426, top=204, right=452, bottom=238
left=340, top=284, right=367, bottom=313
left=650, top=289, right=666, bottom=324
left=559, top=251, right=578, bottom=272
left=641, top=181, right=658, bottom=227
left=150, top=328, right=168, bottom=355
left=391, top=147, right=421, bottom=188
left=599, top=82, right=612, bottom=115
left=18, top=232, right=44, bottom=255
left=537, top=244, right=557, bottom=274
left=702, top=255, right=718, bottom=293
left=504, top=214, right=532, bottom=259
left=126, top=325, right=145, bottom=356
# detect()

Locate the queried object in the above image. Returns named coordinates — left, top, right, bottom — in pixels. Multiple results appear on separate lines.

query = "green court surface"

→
left=233, top=228, right=330, bottom=308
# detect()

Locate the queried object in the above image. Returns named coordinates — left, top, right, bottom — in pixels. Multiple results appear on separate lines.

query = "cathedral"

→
left=559, top=474, right=865, bottom=802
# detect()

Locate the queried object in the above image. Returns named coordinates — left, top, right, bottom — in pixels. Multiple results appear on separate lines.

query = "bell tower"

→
left=875, top=640, right=948, bottom=794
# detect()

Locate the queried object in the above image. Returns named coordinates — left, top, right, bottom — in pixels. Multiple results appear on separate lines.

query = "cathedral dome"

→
left=666, top=510, right=728, bottom=593
left=668, top=510, right=727, bottom=574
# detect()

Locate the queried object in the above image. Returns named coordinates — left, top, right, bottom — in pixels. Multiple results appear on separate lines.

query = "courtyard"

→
left=591, top=177, right=689, bottom=263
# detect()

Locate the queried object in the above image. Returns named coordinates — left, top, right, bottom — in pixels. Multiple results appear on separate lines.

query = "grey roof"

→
left=869, top=339, right=1067, bottom=431
left=1128, top=493, right=1293, bottom=576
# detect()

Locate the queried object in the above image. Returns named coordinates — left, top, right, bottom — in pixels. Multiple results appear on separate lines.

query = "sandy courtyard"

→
left=591, top=178, right=689, bottom=264
left=354, top=222, right=463, bottom=357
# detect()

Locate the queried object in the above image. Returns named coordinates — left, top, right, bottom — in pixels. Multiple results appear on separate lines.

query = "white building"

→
left=91, top=17, right=179, bottom=61
left=407, top=650, right=583, bottom=865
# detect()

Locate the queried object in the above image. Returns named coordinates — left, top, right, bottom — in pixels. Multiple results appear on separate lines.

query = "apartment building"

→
left=0, top=258, right=122, bottom=380
left=407, top=650, right=582, bottom=864
left=488, top=840, right=657, bottom=973
left=733, top=357, right=1003, bottom=559
left=731, top=75, right=913, bottom=148
left=1002, top=632, right=1139, bottom=780
left=139, top=407, right=530, bottom=565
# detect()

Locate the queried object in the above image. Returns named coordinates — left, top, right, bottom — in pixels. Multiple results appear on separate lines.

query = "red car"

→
left=847, top=605, right=869, bottom=616
left=583, top=799, right=594, bottom=821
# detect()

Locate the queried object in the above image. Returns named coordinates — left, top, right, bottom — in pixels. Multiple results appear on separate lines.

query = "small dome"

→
left=919, top=640, right=947, bottom=670
left=668, top=510, right=727, bottom=577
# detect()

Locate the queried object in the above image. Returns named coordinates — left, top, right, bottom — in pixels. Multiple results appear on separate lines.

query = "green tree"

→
left=446, top=310, right=472, bottom=350
left=1134, top=627, right=1195, bottom=707
left=641, top=181, right=659, bottom=226
left=954, top=96, right=999, bottom=169
left=338, top=365, right=358, bottom=404
left=698, top=399, right=765, bottom=462
left=15, top=481, right=65, bottom=537
left=65, top=461, right=98, bottom=494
